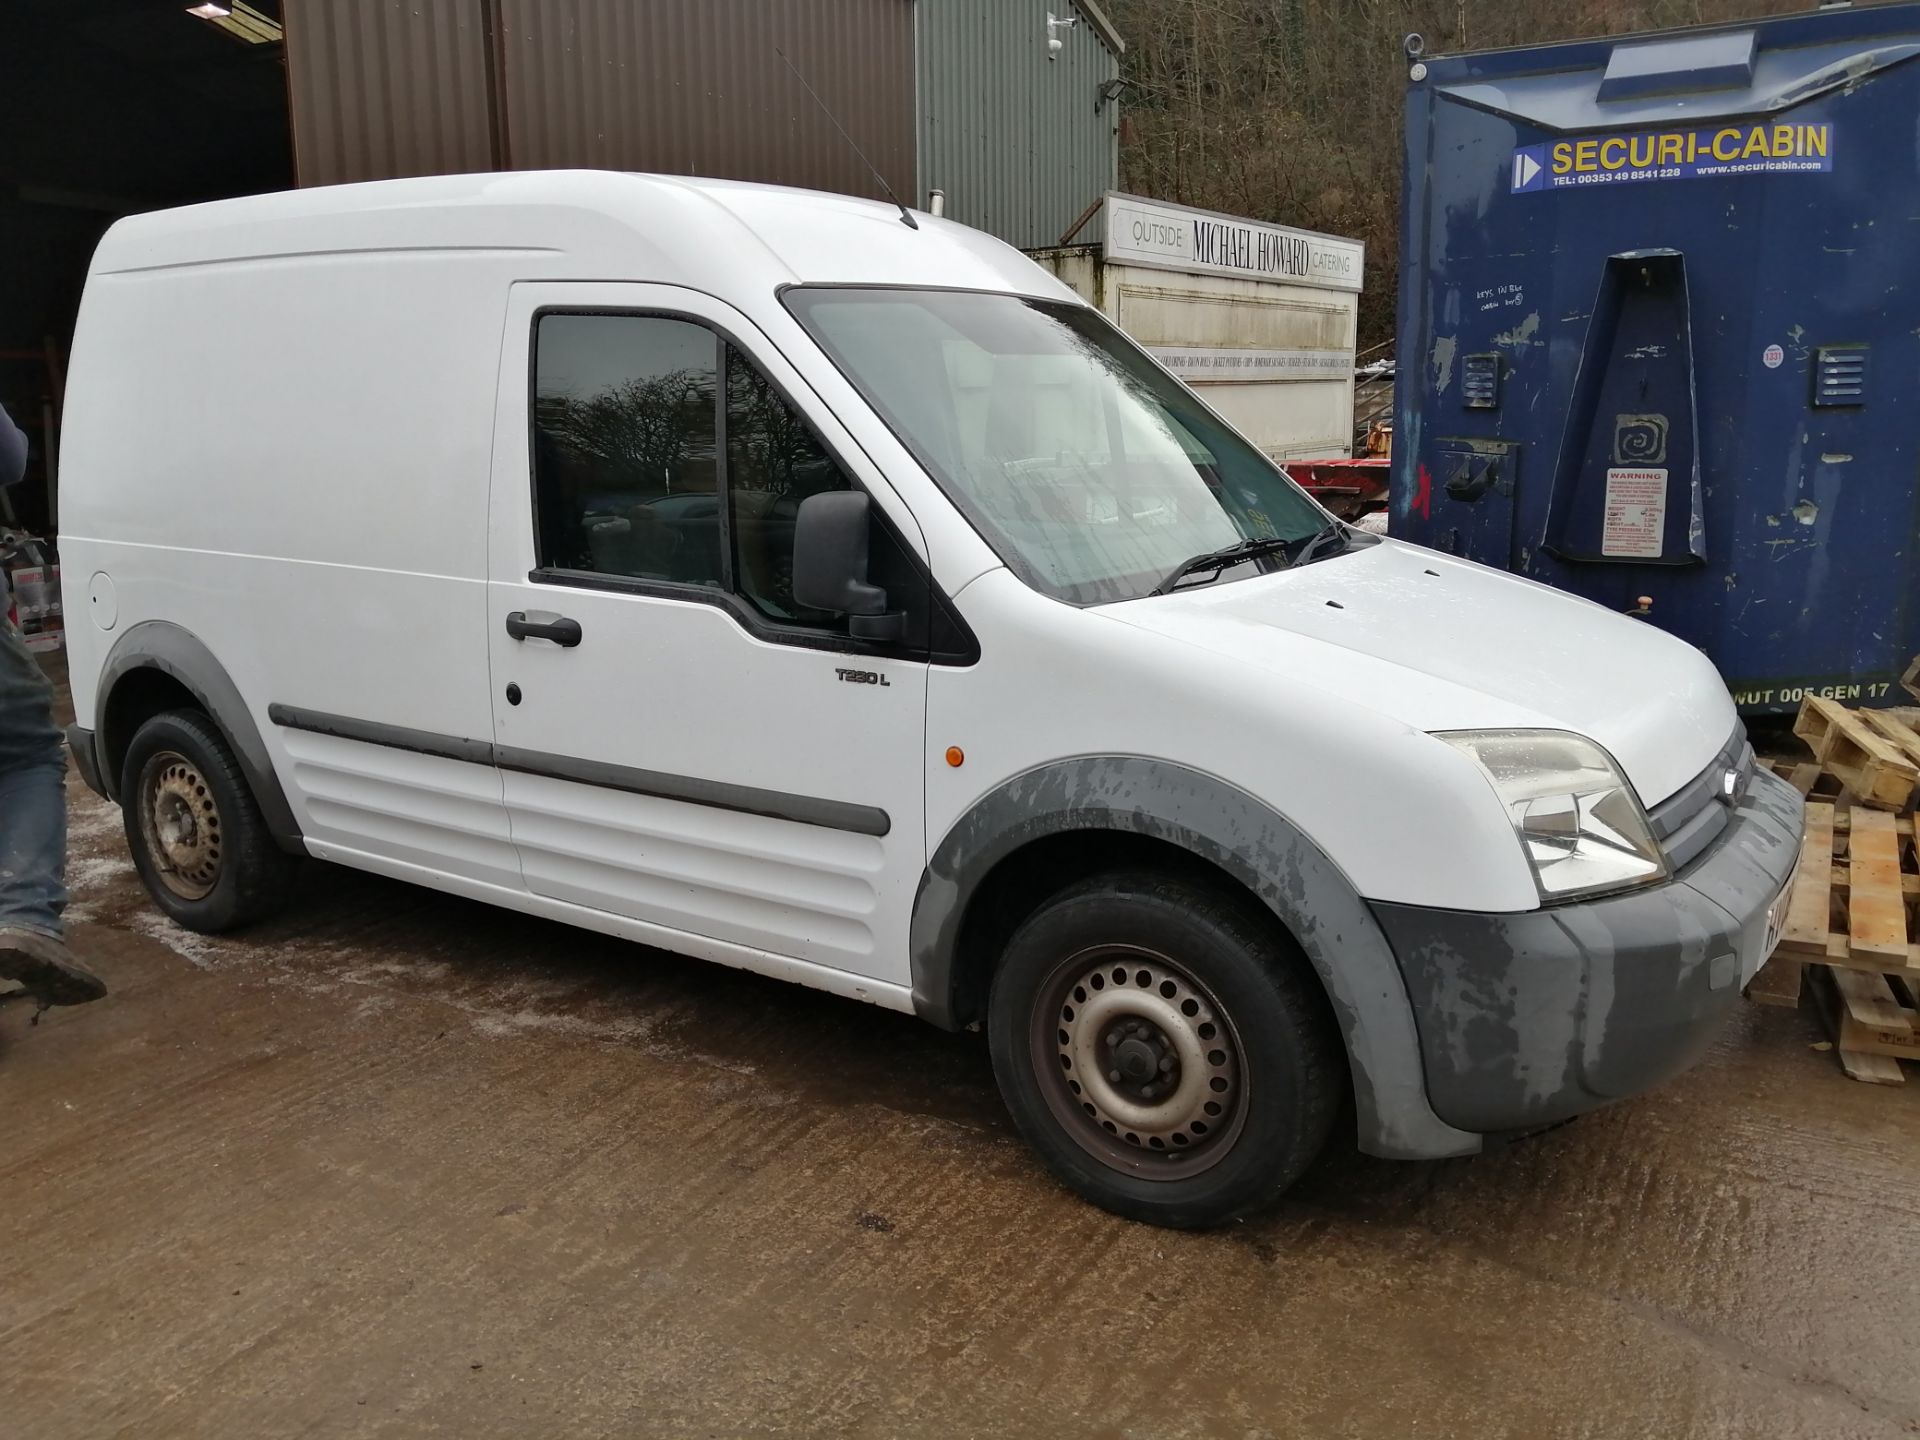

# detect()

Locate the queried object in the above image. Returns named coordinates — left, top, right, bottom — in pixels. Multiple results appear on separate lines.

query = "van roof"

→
left=89, top=170, right=1070, bottom=302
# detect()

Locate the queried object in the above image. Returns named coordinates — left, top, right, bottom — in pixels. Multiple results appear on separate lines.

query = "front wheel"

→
left=988, top=871, right=1343, bottom=1228
left=121, top=709, right=297, bottom=933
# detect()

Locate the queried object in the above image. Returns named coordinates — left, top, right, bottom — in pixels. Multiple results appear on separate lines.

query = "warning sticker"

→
left=1603, top=467, right=1668, bottom=558
left=1511, top=123, right=1832, bottom=193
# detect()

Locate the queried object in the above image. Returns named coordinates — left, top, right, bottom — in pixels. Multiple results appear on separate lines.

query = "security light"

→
left=187, top=0, right=281, bottom=43
left=1046, top=11, right=1076, bottom=59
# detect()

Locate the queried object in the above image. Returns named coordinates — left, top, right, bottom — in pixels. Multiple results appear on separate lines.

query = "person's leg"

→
left=0, top=747, right=68, bottom=938
left=0, top=616, right=66, bottom=938
left=0, top=618, right=105, bottom=1004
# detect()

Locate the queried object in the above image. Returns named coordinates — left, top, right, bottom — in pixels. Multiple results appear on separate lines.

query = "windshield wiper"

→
left=1288, top=519, right=1352, bottom=568
left=1151, top=536, right=1295, bottom=596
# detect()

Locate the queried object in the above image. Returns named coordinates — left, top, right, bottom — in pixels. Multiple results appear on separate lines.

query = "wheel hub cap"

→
left=143, top=755, right=222, bottom=900
left=1112, top=1033, right=1162, bottom=1084
left=1053, top=951, right=1240, bottom=1159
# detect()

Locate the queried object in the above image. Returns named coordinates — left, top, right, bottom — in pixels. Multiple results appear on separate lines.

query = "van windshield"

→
left=784, top=287, right=1333, bottom=606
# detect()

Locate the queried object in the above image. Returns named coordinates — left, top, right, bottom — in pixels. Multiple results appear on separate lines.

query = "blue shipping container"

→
left=1392, top=3, right=1920, bottom=714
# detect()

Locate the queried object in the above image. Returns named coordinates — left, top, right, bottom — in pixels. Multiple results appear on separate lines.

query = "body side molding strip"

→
left=267, top=704, right=891, bottom=837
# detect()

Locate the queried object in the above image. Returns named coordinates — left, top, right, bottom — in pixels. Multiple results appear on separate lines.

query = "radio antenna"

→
left=775, top=46, right=919, bottom=230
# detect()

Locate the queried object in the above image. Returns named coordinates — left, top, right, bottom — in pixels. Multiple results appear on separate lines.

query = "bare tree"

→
left=726, top=356, right=823, bottom=496
left=536, top=369, right=714, bottom=488
left=1109, top=0, right=1827, bottom=347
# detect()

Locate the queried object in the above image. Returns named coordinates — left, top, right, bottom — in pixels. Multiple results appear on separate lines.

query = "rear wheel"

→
left=988, top=871, right=1342, bottom=1228
left=121, top=709, right=296, bottom=933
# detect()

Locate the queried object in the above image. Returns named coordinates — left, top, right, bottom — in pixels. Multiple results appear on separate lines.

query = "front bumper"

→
left=1371, top=767, right=1803, bottom=1136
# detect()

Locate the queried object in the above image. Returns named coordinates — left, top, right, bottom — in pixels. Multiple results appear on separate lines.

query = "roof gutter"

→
left=1072, top=0, right=1126, bottom=55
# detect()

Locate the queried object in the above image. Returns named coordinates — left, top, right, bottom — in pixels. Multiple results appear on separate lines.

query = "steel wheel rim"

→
left=139, top=751, right=223, bottom=901
left=1030, top=944, right=1247, bottom=1179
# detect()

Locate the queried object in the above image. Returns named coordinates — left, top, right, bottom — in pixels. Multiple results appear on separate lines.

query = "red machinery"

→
left=1279, top=455, right=1391, bottom=522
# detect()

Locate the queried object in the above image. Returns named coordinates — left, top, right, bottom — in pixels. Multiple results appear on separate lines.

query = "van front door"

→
left=484, top=283, right=932, bottom=1005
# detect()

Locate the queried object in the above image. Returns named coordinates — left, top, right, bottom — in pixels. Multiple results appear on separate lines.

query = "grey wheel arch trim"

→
left=910, top=757, right=1481, bottom=1162
left=95, top=620, right=304, bottom=853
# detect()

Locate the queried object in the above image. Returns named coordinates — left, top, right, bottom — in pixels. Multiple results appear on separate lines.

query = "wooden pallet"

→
left=1862, top=708, right=1920, bottom=772
left=1766, top=757, right=1843, bottom=801
left=1766, top=798, right=1920, bottom=1082
left=1792, top=697, right=1920, bottom=810
left=1809, top=966, right=1918, bottom=1084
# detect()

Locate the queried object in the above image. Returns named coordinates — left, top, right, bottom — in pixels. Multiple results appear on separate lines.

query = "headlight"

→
left=1439, top=730, right=1667, bottom=903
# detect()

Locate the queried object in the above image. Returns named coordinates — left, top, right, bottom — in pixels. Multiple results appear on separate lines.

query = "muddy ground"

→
left=4, top=661, right=1917, bottom=1438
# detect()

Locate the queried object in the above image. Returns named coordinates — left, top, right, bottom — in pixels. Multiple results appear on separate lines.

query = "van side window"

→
left=724, top=344, right=853, bottom=622
left=529, top=310, right=940, bottom=648
left=532, top=314, right=725, bottom=587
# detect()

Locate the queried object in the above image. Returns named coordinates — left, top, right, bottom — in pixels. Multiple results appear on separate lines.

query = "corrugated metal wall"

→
left=284, top=0, right=503, bottom=187
left=917, top=0, right=1121, bottom=249
left=287, top=0, right=912, bottom=203
left=284, top=0, right=1121, bottom=249
left=497, top=0, right=913, bottom=198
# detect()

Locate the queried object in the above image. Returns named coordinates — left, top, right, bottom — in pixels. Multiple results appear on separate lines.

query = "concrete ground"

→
left=4, top=662, right=1918, bottom=1439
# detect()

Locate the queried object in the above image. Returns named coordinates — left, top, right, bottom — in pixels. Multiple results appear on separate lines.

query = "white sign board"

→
left=1104, top=193, right=1364, bottom=293
left=1148, top=346, right=1356, bottom=383
left=1602, top=467, right=1668, bottom=558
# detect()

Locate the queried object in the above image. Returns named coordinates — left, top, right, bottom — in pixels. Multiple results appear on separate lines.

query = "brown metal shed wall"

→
left=284, top=0, right=501, bottom=187
left=495, top=0, right=914, bottom=201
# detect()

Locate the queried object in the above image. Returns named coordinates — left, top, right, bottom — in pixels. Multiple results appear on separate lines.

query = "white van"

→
left=60, top=173, right=1802, bottom=1227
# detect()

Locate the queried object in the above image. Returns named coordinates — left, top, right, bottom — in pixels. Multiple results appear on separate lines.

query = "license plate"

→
left=1746, top=867, right=1797, bottom=983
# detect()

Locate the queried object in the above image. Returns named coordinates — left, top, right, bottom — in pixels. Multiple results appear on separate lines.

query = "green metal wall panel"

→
left=917, top=0, right=1121, bottom=250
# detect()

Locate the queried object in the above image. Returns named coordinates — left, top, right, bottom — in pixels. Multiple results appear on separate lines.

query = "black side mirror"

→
left=791, top=491, right=906, bottom=641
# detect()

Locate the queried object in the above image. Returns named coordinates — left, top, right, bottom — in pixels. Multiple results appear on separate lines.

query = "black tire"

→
left=120, top=708, right=297, bottom=933
left=988, top=871, right=1342, bottom=1228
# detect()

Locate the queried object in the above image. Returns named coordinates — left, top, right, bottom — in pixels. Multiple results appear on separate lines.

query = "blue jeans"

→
left=0, top=615, right=65, bottom=941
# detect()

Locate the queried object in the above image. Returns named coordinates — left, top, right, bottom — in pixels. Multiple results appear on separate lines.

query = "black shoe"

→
left=0, top=929, right=108, bottom=1006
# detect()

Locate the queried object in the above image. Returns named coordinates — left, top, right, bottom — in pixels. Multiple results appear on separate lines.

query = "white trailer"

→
left=1033, top=193, right=1363, bottom=461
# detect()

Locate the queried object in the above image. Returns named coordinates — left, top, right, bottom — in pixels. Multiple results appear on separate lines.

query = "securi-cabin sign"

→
left=1511, top=122, right=1832, bottom=192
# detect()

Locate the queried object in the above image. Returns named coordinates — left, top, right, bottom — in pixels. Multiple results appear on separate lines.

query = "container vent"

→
left=1462, top=353, right=1501, bottom=409
left=1813, top=346, right=1867, bottom=407
left=1598, top=31, right=1757, bottom=102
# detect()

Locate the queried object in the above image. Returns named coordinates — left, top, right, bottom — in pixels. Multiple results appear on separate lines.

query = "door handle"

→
left=505, top=611, right=583, bottom=647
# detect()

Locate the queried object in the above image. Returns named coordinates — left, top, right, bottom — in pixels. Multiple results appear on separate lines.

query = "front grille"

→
left=1647, top=728, right=1755, bottom=873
